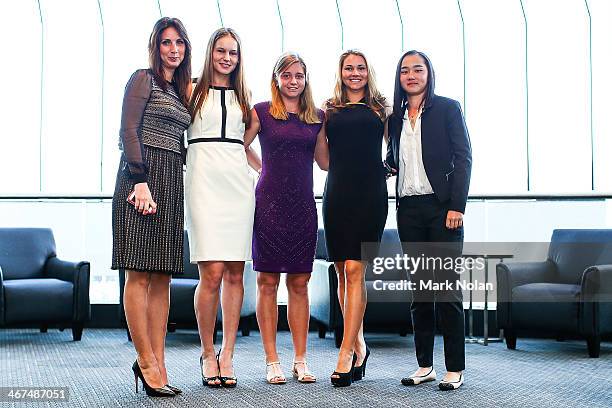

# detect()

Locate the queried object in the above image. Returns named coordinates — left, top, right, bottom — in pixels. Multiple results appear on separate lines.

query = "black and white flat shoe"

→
left=401, top=368, right=436, bottom=386
left=438, top=373, right=463, bottom=391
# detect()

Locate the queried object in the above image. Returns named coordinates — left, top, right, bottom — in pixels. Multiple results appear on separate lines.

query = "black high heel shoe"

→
left=330, top=353, right=357, bottom=387
left=353, top=346, right=371, bottom=381
left=217, top=350, right=237, bottom=388
left=132, top=361, right=175, bottom=397
left=164, top=384, right=182, bottom=394
left=200, top=356, right=221, bottom=387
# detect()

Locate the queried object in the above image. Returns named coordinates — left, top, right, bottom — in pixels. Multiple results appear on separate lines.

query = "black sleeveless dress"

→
left=322, top=103, right=388, bottom=262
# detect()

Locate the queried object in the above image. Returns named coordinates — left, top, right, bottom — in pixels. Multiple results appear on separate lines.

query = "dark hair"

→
left=148, top=17, right=192, bottom=107
left=391, top=50, right=435, bottom=127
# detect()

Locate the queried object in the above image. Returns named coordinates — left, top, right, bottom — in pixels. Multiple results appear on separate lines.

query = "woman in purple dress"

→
left=244, top=53, right=328, bottom=384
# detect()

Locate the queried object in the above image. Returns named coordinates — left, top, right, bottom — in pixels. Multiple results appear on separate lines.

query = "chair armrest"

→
left=0, top=266, right=4, bottom=325
left=46, top=257, right=84, bottom=282
left=496, top=260, right=557, bottom=329
left=579, top=264, right=612, bottom=336
left=496, top=260, right=557, bottom=291
left=581, top=264, right=612, bottom=302
left=45, top=257, right=91, bottom=323
left=310, top=260, right=332, bottom=326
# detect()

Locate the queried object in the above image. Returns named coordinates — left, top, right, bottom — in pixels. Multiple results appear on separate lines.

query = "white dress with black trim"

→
left=185, top=86, right=256, bottom=262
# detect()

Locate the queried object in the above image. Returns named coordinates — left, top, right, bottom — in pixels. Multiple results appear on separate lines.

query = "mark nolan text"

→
left=373, top=280, right=494, bottom=291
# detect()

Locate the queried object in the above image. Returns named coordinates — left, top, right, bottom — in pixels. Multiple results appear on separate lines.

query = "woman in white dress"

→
left=185, top=27, right=255, bottom=388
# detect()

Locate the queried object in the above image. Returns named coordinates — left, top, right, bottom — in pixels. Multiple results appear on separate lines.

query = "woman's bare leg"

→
left=146, top=273, right=171, bottom=384
left=218, top=261, right=245, bottom=385
left=194, top=261, right=224, bottom=384
left=332, top=261, right=367, bottom=376
left=124, top=271, right=164, bottom=388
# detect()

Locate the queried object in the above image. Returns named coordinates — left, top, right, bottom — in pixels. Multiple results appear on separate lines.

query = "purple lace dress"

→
left=252, top=102, right=323, bottom=273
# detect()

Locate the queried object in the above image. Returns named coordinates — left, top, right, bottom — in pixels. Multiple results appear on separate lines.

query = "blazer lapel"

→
left=393, top=104, right=408, bottom=166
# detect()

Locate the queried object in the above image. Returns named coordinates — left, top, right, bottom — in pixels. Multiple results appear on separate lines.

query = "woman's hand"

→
left=445, top=210, right=463, bottom=229
left=384, top=161, right=397, bottom=179
left=133, top=182, right=157, bottom=215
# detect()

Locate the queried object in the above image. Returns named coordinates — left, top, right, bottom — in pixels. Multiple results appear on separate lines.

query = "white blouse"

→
left=398, top=109, right=434, bottom=197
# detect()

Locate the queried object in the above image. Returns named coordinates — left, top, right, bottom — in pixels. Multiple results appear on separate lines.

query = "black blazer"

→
left=385, top=95, right=472, bottom=213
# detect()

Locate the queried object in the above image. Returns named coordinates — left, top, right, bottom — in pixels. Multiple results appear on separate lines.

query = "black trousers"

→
left=397, top=194, right=465, bottom=372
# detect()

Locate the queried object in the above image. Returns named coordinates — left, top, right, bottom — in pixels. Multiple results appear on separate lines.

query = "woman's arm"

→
left=314, top=120, right=329, bottom=171
left=181, top=81, right=194, bottom=166
left=384, top=112, right=398, bottom=177
left=446, top=100, right=472, bottom=215
left=119, top=70, right=156, bottom=214
left=383, top=104, right=393, bottom=144
left=120, top=70, right=151, bottom=183
left=244, top=108, right=262, bottom=172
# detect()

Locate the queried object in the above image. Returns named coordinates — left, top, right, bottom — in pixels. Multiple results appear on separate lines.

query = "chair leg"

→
left=40, top=326, right=48, bottom=333
left=587, top=336, right=600, bottom=358
left=334, top=326, right=343, bottom=348
left=126, top=329, right=132, bottom=342
left=213, top=329, right=218, bottom=344
left=505, top=330, right=517, bottom=350
left=241, top=320, right=251, bottom=337
left=318, top=323, right=327, bottom=339
left=72, top=324, right=83, bottom=341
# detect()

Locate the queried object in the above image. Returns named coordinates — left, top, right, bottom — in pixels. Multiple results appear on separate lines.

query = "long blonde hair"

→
left=326, top=50, right=387, bottom=120
left=189, top=27, right=251, bottom=125
left=269, top=53, right=321, bottom=124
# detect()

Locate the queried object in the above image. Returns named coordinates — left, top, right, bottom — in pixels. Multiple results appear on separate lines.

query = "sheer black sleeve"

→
left=119, top=69, right=152, bottom=184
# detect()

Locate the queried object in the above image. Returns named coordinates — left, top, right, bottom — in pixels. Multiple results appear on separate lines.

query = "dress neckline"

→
left=210, top=85, right=232, bottom=91
left=346, top=97, right=367, bottom=106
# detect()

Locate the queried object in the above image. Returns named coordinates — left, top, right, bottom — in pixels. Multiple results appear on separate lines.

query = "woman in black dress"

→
left=323, top=50, right=388, bottom=387
left=111, top=17, right=192, bottom=397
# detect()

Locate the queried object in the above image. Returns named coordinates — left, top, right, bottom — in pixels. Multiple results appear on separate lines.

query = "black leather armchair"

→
left=311, top=229, right=413, bottom=347
left=0, top=228, right=91, bottom=340
left=119, top=231, right=257, bottom=341
left=497, top=229, right=612, bottom=357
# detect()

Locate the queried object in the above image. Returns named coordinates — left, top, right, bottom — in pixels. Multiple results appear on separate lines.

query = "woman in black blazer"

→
left=385, top=50, right=472, bottom=391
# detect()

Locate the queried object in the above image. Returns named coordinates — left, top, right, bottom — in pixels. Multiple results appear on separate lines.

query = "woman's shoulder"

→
left=430, top=95, right=460, bottom=109
left=322, top=98, right=335, bottom=112
left=253, top=101, right=271, bottom=110
left=253, top=101, right=271, bottom=118
left=128, top=69, right=152, bottom=83
left=315, top=107, right=325, bottom=122
left=124, top=69, right=152, bottom=97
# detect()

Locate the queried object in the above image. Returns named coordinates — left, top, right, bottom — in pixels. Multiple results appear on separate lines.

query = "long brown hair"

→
left=148, top=17, right=192, bottom=107
left=189, top=28, right=251, bottom=125
left=269, top=53, right=321, bottom=124
left=326, top=50, right=387, bottom=120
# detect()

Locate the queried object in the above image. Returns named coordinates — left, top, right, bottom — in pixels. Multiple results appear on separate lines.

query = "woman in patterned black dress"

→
left=111, top=18, right=191, bottom=397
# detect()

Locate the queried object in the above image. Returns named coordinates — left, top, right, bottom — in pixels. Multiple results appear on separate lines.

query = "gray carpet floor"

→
left=1, top=329, right=611, bottom=407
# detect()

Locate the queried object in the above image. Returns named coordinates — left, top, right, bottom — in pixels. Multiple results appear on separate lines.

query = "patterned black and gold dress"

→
left=111, top=69, right=191, bottom=274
